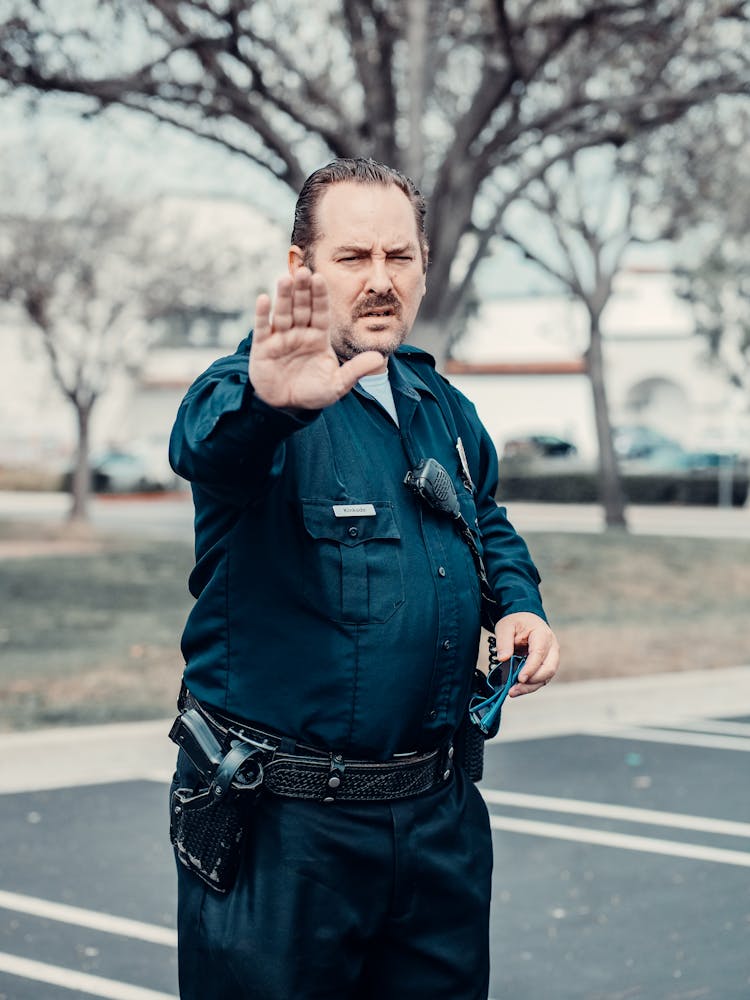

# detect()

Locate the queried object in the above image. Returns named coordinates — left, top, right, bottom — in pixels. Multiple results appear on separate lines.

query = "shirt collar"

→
left=388, top=350, right=438, bottom=402
left=350, top=348, right=437, bottom=404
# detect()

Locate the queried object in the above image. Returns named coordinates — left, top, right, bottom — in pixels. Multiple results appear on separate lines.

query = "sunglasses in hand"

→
left=468, top=652, right=526, bottom=736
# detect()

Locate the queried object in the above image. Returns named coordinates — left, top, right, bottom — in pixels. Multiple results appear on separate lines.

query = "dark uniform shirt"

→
left=169, top=336, right=546, bottom=760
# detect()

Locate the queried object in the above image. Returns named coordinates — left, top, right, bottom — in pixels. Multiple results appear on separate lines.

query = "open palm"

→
left=249, top=268, right=384, bottom=410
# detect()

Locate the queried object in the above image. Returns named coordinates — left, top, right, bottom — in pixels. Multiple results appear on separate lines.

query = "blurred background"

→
left=1, top=5, right=749, bottom=999
left=1, top=0, right=748, bottom=719
left=0, top=0, right=749, bottom=526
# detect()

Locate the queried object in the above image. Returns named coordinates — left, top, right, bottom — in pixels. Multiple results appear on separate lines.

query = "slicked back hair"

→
left=291, top=157, right=429, bottom=271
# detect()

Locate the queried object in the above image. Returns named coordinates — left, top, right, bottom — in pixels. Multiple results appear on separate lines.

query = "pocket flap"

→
left=301, top=500, right=400, bottom=546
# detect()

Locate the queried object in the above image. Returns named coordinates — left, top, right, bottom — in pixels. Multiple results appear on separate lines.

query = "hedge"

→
left=497, top=470, right=749, bottom=507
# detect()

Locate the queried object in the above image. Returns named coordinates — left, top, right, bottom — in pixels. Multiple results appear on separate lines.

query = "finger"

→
left=494, top=618, right=519, bottom=662
left=509, top=679, right=547, bottom=697
left=309, top=272, right=330, bottom=332
left=291, top=267, right=313, bottom=329
left=511, top=640, right=560, bottom=697
left=271, top=275, right=294, bottom=332
left=518, top=637, right=547, bottom=684
left=253, top=293, right=272, bottom=342
left=336, top=352, right=386, bottom=395
left=518, top=627, right=557, bottom=684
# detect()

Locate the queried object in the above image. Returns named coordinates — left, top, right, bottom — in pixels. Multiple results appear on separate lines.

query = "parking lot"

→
left=0, top=666, right=748, bottom=999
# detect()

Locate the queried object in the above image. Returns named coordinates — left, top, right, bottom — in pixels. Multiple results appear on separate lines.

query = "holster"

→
left=453, top=669, right=501, bottom=783
left=170, top=783, right=251, bottom=893
left=453, top=713, right=487, bottom=783
left=169, top=708, right=266, bottom=893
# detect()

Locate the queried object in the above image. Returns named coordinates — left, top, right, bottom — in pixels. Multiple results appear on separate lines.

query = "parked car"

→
left=64, top=445, right=179, bottom=494
left=498, top=424, right=749, bottom=506
left=613, top=425, right=746, bottom=474
left=501, top=434, right=578, bottom=460
left=612, top=425, right=685, bottom=466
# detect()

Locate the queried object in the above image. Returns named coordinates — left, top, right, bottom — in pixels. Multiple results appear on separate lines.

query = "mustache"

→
left=352, top=292, right=402, bottom=319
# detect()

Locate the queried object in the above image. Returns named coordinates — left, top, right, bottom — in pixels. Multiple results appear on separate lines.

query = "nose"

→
left=365, top=255, right=393, bottom=295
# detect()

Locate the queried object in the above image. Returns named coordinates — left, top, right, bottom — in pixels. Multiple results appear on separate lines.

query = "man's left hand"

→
left=494, top=613, right=560, bottom=697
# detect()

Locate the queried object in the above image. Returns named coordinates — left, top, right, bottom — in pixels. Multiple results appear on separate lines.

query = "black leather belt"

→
left=178, top=686, right=455, bottom=803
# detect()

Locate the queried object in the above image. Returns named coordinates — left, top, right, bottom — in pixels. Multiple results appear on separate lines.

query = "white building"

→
left=0, top=194, right=286, bottom=473
left=449, top=267, right=746, bottom=461
left=1, top=253, right=745, bottom=476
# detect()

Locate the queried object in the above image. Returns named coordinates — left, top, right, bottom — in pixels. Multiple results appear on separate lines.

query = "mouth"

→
left=359, top=307, right=396, bottom=319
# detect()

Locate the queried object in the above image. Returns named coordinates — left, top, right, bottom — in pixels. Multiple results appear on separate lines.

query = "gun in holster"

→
left=168, top=708, right=267, bottom=893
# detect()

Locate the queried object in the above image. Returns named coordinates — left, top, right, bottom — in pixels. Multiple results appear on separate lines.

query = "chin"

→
left=336, top=323, right=409, bottom=361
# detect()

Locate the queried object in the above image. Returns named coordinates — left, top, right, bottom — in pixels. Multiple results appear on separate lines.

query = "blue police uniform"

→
left=169, top=335, right=547, bottom=999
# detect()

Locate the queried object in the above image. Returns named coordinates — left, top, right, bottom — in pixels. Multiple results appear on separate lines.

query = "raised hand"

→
left=249, top=267, right=385, bottom=410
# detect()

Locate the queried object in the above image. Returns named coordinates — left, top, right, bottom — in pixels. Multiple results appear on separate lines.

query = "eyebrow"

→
left=333, top=243, right=417, bottom=256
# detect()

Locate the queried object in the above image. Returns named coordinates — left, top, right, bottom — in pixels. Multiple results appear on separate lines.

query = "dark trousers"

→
left=171, top=751, right=493, bottom=1000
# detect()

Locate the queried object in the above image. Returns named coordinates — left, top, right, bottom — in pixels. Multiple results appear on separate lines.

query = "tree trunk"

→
left=587, top=312, right=628, bottom=530
left=407, top=316, right=452, bottom=367
left=405, top=0, right=428, bottom=188
left=69, top=401, right=93, bottom=522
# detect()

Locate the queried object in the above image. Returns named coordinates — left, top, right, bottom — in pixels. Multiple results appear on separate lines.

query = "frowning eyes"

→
left=336, top=253, right=414, bottom=264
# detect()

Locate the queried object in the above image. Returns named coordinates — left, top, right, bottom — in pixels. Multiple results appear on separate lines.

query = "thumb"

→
left=336, top=352, right=386, bottom=394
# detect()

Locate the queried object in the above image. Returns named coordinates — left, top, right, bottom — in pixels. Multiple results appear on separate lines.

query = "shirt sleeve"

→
left=168, top=339, right=320, bottom=505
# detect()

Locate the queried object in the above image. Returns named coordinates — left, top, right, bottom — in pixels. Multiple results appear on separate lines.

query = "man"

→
left=168, top=157, right=559, bottom=1000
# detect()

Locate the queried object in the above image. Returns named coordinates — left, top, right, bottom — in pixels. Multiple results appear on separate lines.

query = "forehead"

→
left=314, top=181, right=419, bottom=249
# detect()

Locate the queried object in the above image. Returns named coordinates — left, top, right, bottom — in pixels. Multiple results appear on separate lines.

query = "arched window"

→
left=624, top=377, right=690, bottom=433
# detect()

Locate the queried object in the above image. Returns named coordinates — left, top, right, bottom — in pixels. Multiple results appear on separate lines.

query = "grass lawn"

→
left=1, top=523, right=748, bottom=730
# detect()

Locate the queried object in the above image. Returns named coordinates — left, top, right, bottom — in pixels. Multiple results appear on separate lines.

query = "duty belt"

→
left=172, top=686, right=455, bottom=804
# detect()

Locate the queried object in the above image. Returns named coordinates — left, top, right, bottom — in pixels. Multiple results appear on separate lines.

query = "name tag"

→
left=332, top=503, right=377, bottom=518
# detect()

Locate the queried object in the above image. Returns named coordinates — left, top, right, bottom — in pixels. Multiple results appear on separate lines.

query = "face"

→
left=290, top=181, right=427, bottom=369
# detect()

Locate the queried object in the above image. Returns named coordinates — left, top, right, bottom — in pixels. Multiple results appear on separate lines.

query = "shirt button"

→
left=348, top=526, right=359, bottom=537
left=442, top=639, right=451, bottom=650
left=437, top=566, right=446, bottom=577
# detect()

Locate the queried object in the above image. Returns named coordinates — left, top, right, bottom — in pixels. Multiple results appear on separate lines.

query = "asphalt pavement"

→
left=1, top=492, right=748, bottom=996
left=1, top=666, right=749, bottom=999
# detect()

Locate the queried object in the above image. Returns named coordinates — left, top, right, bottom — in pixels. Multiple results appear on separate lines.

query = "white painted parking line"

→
left=483, top=790, right=750, bottom=838
left=0, top=952, right=177, bottom=1000
left=490, top=815, right=750, bottom=867
left=584, top=726, right=750, bottom=752
left=0, top=890, right=176, bottom=947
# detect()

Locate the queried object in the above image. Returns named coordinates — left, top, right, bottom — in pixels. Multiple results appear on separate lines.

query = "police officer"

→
left=169, top=157, right=560, bottom=1000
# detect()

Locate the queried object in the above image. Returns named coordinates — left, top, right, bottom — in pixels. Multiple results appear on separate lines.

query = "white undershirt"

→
left=358, top=370, right=399, bottom=426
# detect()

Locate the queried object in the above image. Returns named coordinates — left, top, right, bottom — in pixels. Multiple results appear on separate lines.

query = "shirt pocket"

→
left=301, top=499, right=404, bottom=625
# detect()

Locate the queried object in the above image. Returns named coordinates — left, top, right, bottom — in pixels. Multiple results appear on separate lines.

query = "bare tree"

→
left=0, top=152, right=256, bottom=521
left=0, top=0, right=747, bottom=363
left=500, top=147, right=656, bottom=528
left=642, top=98, right=750, bottom=398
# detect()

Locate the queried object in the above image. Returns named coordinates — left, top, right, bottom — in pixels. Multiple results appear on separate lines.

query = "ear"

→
left=288, top=245, right=306, bottom=275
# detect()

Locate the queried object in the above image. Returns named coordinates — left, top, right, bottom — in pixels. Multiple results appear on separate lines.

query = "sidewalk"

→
left=507, top=501, right=750, bottom=539
left=1, top=665, right=747, bottom=795
left=0, top=492, right=747, bottom=541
